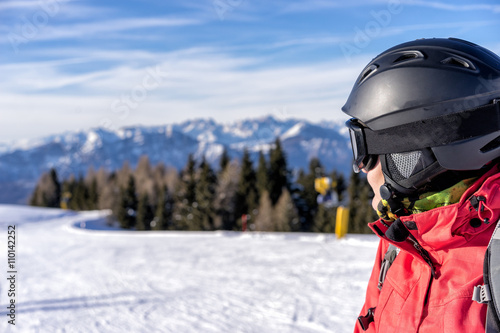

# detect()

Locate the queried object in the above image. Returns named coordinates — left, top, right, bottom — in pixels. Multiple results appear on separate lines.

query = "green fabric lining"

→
left=377, top=177, right=477, bottom=221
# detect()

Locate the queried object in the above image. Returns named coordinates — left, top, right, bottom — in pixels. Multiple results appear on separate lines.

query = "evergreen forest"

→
left=30, top=138, right=377, bottom=233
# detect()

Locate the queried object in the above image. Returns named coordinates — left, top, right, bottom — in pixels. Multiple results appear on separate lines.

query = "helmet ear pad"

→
left=379, top=149, right=446, bottom=195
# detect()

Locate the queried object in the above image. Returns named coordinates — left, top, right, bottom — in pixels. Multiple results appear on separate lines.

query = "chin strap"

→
left=377, top=183, right=411, bottom=220
left=377, top=200, right=397, bottom=222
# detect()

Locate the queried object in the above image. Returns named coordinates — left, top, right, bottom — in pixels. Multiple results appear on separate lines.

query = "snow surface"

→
left=0, top=205, right=378, bottom=333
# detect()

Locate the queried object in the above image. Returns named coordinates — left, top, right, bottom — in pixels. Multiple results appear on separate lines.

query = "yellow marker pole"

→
left=335, top=206, right=349, bottom=239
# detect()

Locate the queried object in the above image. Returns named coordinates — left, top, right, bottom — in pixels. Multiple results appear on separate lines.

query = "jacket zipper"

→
left=406, top=234, right=435, bottom=304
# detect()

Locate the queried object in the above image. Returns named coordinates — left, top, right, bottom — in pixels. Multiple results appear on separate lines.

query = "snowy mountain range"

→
left=0, top=116, right=352, bottom=204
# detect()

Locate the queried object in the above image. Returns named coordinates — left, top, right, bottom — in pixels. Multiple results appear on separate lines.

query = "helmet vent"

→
left=393, top=51, right=424, bottom=64
left=441, top=56, right=475, bottom=70
left=480, top=135, right=500, bottom=153
left=358, top=64, right=378, bottom=84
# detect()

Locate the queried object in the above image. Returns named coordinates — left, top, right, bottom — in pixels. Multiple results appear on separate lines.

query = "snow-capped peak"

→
left=0, top=116, right=351, bottom=204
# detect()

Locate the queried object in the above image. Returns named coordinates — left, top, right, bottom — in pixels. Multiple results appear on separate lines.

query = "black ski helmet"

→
left=342, top=38, right=500, bottom=195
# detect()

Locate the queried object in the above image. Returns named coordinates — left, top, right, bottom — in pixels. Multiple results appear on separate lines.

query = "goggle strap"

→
left=364, top=100, right=500, bottom=155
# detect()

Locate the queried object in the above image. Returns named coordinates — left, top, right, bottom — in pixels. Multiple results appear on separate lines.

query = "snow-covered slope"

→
left=0, top=204, right=376, bottom=333
left=0, top=116, right=351, bottom=204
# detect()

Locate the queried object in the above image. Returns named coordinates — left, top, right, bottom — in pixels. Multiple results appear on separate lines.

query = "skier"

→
left=342, top=38, right=500, bottom=332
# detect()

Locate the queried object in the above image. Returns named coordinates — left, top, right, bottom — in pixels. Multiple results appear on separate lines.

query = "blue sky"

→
left=0, top=0, right=499, bottom=143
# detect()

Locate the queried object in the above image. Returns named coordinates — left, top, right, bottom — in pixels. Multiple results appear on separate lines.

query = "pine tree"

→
left=256, top=151, right=268, bottom=196
left=334, top=171, right=347, bottom=204
left=296, top=158, right=322, bottom=229
left=273, top=189, right=298, bottom=232
left=60, top=176, right=76, bottom=209
left=99, top=171, right=119, bottom=211
left=29, top=185, right=39, bottom=206
left=29, top=168, right=61, bottom=208
left=235, top=149, right=258, bottom=224
left=135, top=155, right=155, bottom=202
left=312, top=204, right=336, bottom=233
left=268, top=138, right=288, bottom=205
left=193, top=157, right=217, bottom=230
left=71, top=176, right=89, bottom=210
left=213, top=161, right=239, bottom=230
left=172, top=154, right=197, bottom=230
left=164, top=167, right=180, bottom=198
left=49, top=168, right=61, bottom=207
left=154, top=185, right=173, bottom=230
left=70, top=177, right=82, bottom=210
left=219, top=147, right=230, bottom=173
left=290, top=169, right=309, bottom=231
left=117, top=175, right=138, bottom=229
left=183, top=154, right=197, bottom=204
left=117, top=161, right=133, bottom=188
left=87, top=178, right=99, bottom=210
left=136, top=193, right=154, bottom=231
left=254, top=190, right=274, bottom=231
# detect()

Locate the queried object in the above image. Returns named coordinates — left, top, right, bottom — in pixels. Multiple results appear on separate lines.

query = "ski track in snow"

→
left=0, top=205, right=378, bottom=333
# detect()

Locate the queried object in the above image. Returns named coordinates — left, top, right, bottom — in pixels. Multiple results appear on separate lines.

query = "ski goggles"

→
left=345, top=118, right=378, bottom=173
left=345, top=100, right=500, bottom=173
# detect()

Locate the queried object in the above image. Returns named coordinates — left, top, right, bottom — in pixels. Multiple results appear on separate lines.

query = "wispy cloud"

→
left=400, top=0, right=500, bottom=13
left=281, top=0, right=500, bottom=13
left=374, top=20, right=500, bottom=38
left=1, top=0, right=498, bottom=143
left=0, top=48, right=363, bottom=141
left=0, top=0, right=50, bottom=11
left=272, top=36, right=346, bottom=48
left=256, top=20, right=499, bottom=51
left=0, top=16, right=205, bottom=44
left=281, top=0, right=381, bottom=13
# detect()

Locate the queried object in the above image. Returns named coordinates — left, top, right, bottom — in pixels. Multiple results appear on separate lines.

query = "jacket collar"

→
left=370, top=164, right=500, bottom=253
left=399, top=164, right=500, bottom=251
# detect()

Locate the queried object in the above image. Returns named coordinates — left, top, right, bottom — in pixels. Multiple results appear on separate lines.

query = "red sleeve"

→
left=353, top=238, right=388, bottom=333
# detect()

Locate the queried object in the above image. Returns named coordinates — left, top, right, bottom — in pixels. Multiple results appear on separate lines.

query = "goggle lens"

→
left=346, top=119, right=377, bottom=173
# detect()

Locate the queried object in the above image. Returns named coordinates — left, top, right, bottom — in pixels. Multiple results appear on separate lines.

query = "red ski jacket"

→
left=354, top=166, right=500, bottom=333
